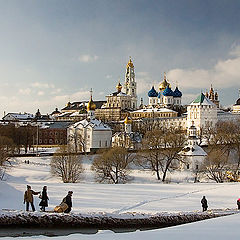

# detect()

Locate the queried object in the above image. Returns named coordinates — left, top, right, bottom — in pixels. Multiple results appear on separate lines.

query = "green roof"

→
left=193, top=93, right=205, bottom=103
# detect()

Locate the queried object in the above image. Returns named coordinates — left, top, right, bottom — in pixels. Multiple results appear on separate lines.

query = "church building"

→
left=95, top=57, right=138, bottom=121
left=67, top=92, right=112, bottom=153
left=148, top=73, right=182, bottom=108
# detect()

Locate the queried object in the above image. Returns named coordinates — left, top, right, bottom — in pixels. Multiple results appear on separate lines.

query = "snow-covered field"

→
left=1, top=156, right=240, bottom=239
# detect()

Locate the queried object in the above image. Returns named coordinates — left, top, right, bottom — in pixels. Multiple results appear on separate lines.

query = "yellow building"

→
left=130, top=107, right=178, bottom=120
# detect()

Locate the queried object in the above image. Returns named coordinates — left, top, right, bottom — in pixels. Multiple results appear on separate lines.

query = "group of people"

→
left=23, top=185, right=73, bottom=213
left=24, top=186, right=240, bottom=213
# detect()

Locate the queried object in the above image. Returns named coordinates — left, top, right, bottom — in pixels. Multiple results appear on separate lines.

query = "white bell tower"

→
left=125, top=57, right=137, bottom=110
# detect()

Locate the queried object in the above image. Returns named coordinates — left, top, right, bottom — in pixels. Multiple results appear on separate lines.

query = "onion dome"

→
left=66, top=101, right=71, bottom=107
left=124, top=116, right=132, bottom=124
left=159, top=73, right=171, bottom=91
left=162, top=85, right=174, bottom=96
left=173, top=87, right=182, bottom=97
left=148, top=86, right=158, bottom=97
left=126, top=57, right=134, bottom=68
left=116, top=81, right=122, bottom=93
left=235, top=98, right=240, bottom=105
left=87, top=96, right=96, bottom=111
left=51, top=108, right=60, bottom=115
left=157, top=92, right=161, bottom=98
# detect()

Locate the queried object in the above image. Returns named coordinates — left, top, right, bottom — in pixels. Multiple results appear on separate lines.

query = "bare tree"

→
left=136, top=129, right=164, bottom=180
left=0, top=136, right=15, bottom=180
left=68, top=128, right=86, bottom=154
left=50, top=145, right=83, bottom=183
left=201, top=121, right=233, bottom=183
left=92, top=147, right=134, bottom=184
left=137, top=127, right=186, bottom=182
left=202, top=147, right=229, bottom=183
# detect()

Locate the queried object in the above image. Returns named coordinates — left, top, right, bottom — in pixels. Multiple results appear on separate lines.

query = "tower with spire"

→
left=125, top=57, right=137, bottom=110
left=87, top=88, right=96, bottom=120
left=205, top=84, right=220, bottom=108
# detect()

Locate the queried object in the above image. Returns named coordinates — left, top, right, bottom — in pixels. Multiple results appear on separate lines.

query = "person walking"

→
left=237, top=198, right=240, bottom=210
left=201, top=196, right=208, bottom=212
left=39, top=186, right=49, bottom=212
left=24, top=185, right=40, bottom=212
left=62, top=191, right=73, bottom=213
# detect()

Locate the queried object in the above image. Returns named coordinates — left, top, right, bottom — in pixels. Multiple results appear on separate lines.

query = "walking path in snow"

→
left=113, top=186, right=224, bottom=214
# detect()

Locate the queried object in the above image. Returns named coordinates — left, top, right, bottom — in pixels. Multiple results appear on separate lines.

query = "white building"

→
left=67, top=94, right=112, bottom=153
left=187, top=93, right=218, bottom=132
left=179, top=121, right=207, bottom=171
left=112, top=116, right=142, bottom=149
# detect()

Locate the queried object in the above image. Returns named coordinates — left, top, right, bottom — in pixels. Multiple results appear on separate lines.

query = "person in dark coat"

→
left=201, top=196, right=208, bottom=212
left=24, top=185, right=40, bottom=212
left=237, top=198, right=240, bottom=210
left=62, top=191, right=73, bottom=213
left=39, top=186, right=49, bottom=212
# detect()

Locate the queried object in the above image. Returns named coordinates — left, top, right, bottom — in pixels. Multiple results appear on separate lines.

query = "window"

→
left=187, top=164, right=190, bottom=169
left=99, top=140, right=101, bottom=147
left=105, top=140, right=108, bottom=147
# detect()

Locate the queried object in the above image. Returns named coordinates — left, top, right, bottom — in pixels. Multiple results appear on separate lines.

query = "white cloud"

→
left=167, top=46, right=240, bottom=90
left=37, top=91, right=45, bottom=96
left=78, top=54, right=99, bottom=63
left=18, top=88, right=31, bottom=95
left=106, top=75, right=112, bottom=79
left=136, top=72, right=158, bottom=94
left=31, top=82, right=55, bottom=89
left=51, top=88, right=62, bottom=95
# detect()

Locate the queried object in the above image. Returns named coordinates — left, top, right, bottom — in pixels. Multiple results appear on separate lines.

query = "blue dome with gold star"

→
left=148, top=86, right=158, bottom=97
left=162, top=86, right=174, bottom=96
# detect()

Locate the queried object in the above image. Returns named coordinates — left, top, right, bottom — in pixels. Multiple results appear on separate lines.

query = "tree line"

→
left=51, top=120, right=240, bottom=184
left=0, top=124, right=37, bottom=179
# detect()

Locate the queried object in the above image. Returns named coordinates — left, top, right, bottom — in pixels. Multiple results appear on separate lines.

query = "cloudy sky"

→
left=0, top=0, right=240, bottom=117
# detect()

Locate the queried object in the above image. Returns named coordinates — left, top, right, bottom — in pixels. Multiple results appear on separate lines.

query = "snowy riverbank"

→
left=0, top=209, right=238, bottom=238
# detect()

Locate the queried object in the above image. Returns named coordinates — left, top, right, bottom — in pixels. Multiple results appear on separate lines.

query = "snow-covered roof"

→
left=70, top=118, right=111, bottom=131
left=57, top=112, right=71, bottom=117
left=180, top=144, right=207, bottom=156
left=3, top=112, right=34, bottom=120
left=69, top=111, right=86, bottom=117
left=132, top=108, right=177, bottom=113
left=108, top=91, right=128, bottom=97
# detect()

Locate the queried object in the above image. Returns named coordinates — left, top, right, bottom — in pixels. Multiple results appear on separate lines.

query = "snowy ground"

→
left=1, top=156, right=240, bottom=239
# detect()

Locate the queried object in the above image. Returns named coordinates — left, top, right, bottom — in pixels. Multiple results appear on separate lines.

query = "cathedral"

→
left=95, top=57, right=137, bottom=121
left=147, top=73, right=182, bottom=108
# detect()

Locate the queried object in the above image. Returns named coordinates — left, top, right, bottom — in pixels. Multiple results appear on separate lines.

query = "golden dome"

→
left=124, top=116, right=132, bottom=124
left=159, top=73, right=171, bottom=91
left=126, top=58, right=134, bottom=68
left=87, top=96, right=96, bottom=111
left=66, top=101, right=71, bottom=107
left=116, top=81, right=122, bottom=92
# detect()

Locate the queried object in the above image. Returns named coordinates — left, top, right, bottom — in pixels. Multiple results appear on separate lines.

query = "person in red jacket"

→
left=237, top=198, right=240, bottom=210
